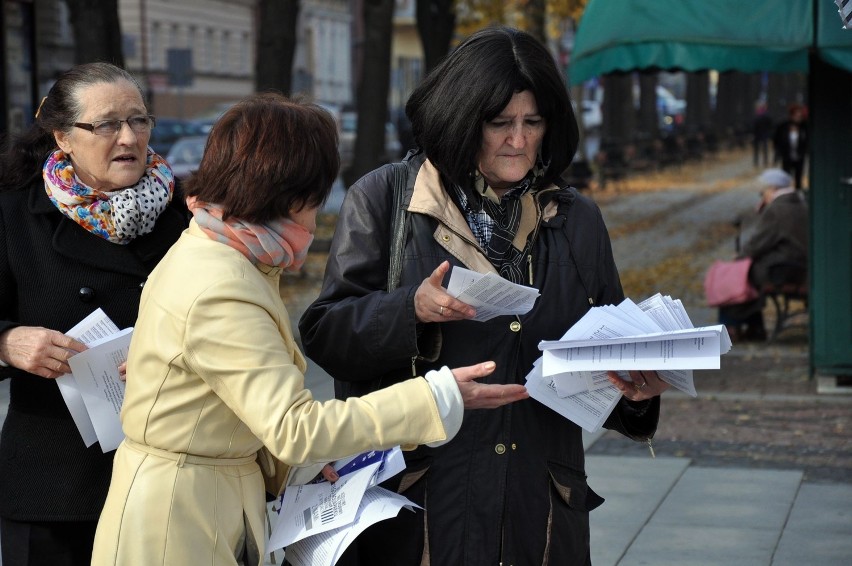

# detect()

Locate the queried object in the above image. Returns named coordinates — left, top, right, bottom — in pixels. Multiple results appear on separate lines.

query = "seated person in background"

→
left=720, top=168, right=808, bottom=341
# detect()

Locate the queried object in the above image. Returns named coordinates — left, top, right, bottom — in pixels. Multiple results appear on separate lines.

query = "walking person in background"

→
left=0, top=62, right=188, bottom=565
left=300, top=26, right=669, bottom=566
left=90, top=93, right=526, bottom=566
left=773, top=103, right=809, bottom=188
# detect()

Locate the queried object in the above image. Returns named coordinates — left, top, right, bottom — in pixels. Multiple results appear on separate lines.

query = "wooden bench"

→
left=760, top=264, right=808, bottom=343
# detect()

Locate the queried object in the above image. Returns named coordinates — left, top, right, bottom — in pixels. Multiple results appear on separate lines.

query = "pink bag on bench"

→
left=704, top=258, right=759, bottom=307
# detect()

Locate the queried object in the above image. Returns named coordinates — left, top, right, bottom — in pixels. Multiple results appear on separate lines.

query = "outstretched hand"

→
left=451, top=361, right=528, bottom=410
left=0, top=326, right=87, bottom=379
left=414, top=261, right=476, bottom=323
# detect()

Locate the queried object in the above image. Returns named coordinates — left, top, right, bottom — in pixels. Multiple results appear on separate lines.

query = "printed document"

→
left=446, top=266, right=539, bottom=322
left=55, top=309, right=124, bottom=449
left=283, top=487, right=420, bottom=566
left=67, top=326, right=132, bottom=452
left=528, top=295, right=731, bottom=431
left=525, top=358, right=621, bottom=433
left=268, top=447, right=410, bottom=561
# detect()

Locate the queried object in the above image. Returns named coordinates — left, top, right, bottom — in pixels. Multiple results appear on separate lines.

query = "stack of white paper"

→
left=269, top=447, right=419, bottom=566
left=57, top=308, right=132, bottom=452
left=526, top=294, right=731, bottom=432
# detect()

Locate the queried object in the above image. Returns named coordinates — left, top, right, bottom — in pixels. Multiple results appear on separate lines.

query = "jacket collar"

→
left=408, top=158, right=543, bottom=275
left=27, top=181, right=184, bottom=277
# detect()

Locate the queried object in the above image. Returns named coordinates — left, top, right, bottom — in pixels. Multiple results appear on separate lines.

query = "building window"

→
left=220, top=31, right=230, bottom=73
left=202, top=29, right=213, bottom=71
left=240, top=32, right=249, bottom=74
left=151, top=22, right=163, bottom=68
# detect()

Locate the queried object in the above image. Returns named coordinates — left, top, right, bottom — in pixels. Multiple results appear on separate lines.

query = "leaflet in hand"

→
left=526, top=294, right=731, bottom=432
left=56, top=308, right=131, bottom=452
left=446, top=266, right=540, bottom=322
left=267, top=447, right=414, bottom=564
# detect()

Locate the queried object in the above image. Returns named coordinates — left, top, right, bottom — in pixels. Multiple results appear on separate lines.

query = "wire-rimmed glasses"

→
left=73, top=115, right=156, bottom=136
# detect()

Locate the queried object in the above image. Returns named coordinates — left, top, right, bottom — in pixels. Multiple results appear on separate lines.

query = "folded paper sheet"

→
left=527, top=294, right=731, bottom=432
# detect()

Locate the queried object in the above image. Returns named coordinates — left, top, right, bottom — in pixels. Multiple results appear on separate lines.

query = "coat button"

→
left=509, top=321, right=521, bottom=332
left=441, top=234, right=451, bottom=242
left=495, top=443, right=506, bottom=455
left=79, top=287, right=95, bottom=303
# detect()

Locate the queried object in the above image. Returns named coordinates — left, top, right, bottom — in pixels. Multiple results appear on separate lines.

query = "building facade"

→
left=1, top=0, right=356, bottom=132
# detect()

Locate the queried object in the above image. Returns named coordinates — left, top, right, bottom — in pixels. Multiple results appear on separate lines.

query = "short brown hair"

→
left=184, top=93, right=339, bottom=223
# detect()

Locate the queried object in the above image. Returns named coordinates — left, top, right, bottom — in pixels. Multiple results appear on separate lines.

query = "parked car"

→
left=338, top=111, right=403, bottom=170
left=149, top=118, right=204, bottom=156
left=656, top=86, right=686, bottom=131
left=165, top=135, right=207, bottom=181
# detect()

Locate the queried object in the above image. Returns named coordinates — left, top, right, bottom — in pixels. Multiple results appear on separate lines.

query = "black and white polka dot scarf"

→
left=44, top=147, right=175, bottom=244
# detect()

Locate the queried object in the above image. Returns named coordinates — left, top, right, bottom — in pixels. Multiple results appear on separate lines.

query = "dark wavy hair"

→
left=406, top=26, right=578, bottom=189
left=183, top=93, right=339, bottom=224
left=0, top=62, right=144, bottom=191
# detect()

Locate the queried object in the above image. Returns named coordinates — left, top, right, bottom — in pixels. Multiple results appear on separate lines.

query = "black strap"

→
left=387, top=162, right=409, bottom=292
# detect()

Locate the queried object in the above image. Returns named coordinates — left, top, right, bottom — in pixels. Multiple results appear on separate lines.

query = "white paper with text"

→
left=67, top=327, right=132, bottom=452
left=56, top=308, right=121, bottom=447
left=446, top=266, right=539, bottom=322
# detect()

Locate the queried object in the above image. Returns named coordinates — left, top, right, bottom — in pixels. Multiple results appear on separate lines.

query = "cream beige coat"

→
left=92, top=222, right=449, bottom=566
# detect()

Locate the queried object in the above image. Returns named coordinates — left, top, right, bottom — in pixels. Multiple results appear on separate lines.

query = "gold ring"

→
left=634, top=381, right=647, bottom=390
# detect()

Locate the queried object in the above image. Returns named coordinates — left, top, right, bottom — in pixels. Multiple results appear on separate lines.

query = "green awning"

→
left=569, top=0, right=852, bottom=84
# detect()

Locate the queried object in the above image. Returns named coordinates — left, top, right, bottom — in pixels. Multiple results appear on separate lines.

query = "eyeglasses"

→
left=73, top=115, right=156, bottom=136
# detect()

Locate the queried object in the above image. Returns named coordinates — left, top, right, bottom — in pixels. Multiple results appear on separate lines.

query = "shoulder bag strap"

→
left=387, top=162, right=409, bottom=292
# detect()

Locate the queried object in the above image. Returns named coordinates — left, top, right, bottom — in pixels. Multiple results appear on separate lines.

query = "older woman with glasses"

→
left=0, top=62, right=187, bottom=565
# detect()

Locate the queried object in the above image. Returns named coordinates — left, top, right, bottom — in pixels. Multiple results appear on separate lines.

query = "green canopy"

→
left=569, top=0, right=852, bottom=84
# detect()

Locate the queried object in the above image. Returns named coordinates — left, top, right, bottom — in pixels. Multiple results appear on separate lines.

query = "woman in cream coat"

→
left=91, top=94, right=527, bottom=566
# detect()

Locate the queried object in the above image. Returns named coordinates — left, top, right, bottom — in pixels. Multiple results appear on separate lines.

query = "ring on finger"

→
left=439, top=306, right=444, bottom=316
left=634, top=380, right=647, bottom=391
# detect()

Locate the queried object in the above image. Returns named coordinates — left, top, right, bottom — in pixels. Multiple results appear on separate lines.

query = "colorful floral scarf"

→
left=43, top=148, right=175, bottom=244
left=185, top=196, right=313, bottom=272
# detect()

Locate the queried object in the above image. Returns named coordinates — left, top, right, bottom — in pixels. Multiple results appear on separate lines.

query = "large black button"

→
left=79, top=287, right=95, bottom=303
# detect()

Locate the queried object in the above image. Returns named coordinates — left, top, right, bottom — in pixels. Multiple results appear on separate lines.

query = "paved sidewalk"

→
left=584, top=452, right=852, bottom=566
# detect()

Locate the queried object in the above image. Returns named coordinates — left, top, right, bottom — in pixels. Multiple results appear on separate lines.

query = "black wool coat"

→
left=0, top=181, right=187, bottom=521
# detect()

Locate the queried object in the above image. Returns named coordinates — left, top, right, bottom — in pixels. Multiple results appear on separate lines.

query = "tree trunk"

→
left=637, top=71, right=658, bottom=139
left=601, top=73, right=634, bottom=144
left=255, top=0, right=300, bottom=95
left=347, top=0, right=395, bottom=186
left=526, top=0, right=547, bottom=45
left=65, top=0, right=124, bottom=66
left=416, top=0, right=455, bottom=74
left=685, top=71, right=711, bottom=131
left=571, top=84, right=586, bottom=160
left=766, top=72, right=807, bottom=123
left=715, top=71, right=751, bottom=141
left=0, top=5, right=6, bottom=134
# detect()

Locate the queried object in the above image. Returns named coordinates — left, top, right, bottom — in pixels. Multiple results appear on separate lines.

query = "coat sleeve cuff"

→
left=423, top=366, right=463, bottom=447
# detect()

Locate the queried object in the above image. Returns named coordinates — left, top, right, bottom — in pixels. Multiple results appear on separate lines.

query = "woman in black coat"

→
left=0, top=63, right=187, bottom=565
left=300, top=27, right=669, bottom=566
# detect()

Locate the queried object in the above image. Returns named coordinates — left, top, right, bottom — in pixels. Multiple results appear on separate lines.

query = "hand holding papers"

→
left=446, top=266, right=539, bottom=322
left=268, top=447, right=417, bottom=565
left=527, top=294, right=731, bottom=432
left=56, top=308, right=131, bottom=452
